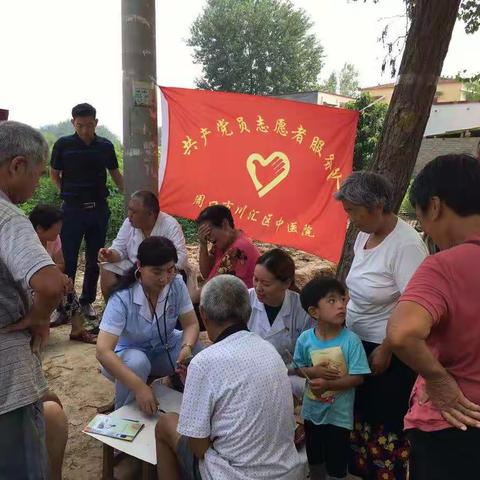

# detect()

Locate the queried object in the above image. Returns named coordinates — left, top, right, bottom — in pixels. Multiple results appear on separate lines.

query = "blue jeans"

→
left=102, top=330, right=199, bottom=409
left=0, top=401, right=49, bottom=479
left=61, top=202, right=110, bottom=305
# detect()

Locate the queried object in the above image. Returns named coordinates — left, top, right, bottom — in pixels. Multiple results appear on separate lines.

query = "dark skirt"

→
left=349, top=340, right=417, bottom=480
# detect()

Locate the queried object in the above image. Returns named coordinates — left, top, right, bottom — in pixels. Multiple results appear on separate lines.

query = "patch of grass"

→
left=176, top=217, right=198, bottom=244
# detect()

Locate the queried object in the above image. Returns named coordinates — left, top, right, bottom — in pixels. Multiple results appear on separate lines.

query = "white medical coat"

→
left=248, top=288, right=313, bottom=362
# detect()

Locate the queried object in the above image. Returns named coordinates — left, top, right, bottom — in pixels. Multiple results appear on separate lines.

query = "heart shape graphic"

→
left=246, top=151, right=290, bottom=198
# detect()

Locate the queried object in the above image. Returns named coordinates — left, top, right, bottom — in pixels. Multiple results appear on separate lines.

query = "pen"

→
left=284, top=349, right=312, bottom=384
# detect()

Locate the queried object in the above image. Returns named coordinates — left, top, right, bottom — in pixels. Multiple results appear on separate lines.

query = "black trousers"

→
left=408, top=427, right=480, bottom=480
left=356, top=341, right=416, bottom=429
left=61, top=203, right=109, bottom=305
left=304, top=421, right=350, bottom=478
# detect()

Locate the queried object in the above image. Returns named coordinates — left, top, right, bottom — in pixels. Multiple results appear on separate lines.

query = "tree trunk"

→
left=122, top=0, right=159, bottom=199
left=337, top=0, right=461, bottom=282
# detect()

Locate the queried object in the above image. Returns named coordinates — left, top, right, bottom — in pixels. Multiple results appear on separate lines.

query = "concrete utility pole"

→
left=121, top=0, right=158, bottom=199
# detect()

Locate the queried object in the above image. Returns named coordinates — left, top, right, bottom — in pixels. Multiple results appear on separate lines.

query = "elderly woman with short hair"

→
left=335, top=171, right=428, bottom=480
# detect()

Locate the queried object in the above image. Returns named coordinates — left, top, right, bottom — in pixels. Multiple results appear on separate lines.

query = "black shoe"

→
left=169, top=373, right=185, bottom=393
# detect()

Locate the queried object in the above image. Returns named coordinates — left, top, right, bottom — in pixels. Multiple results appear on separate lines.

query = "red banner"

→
left=159, top=87, right=358, bottom=263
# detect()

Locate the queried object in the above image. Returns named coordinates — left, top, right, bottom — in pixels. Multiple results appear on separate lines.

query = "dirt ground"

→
left=43, top=244, right=334, bottom=479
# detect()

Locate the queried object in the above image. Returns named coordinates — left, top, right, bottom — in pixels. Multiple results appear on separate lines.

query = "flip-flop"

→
left=69, top=330, right=97, bottom=344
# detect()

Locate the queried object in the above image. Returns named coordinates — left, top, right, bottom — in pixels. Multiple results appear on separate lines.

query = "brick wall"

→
left=415, top=137, right=479, bottom=175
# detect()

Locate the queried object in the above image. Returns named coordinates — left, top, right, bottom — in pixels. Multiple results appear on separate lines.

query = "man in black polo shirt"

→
left=50, top=103, right=123, bottom=339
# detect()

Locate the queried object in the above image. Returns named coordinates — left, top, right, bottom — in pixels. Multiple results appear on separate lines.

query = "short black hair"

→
left=137, top=236, right=178, bottom=267
left=196, top=205, right=234, bottom=228
left=72, top=103, right=96, bottom=119
left=410, top=154, right=480, bottom=217
left=29, top=204, right=63, bottom=230
left=114, top=236, right=178, bottom=294
left=300, top=276, right=346, bottom=313
left=131, top=190, right=160, bottom=217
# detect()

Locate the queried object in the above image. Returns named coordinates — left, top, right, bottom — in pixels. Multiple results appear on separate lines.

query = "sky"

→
left=0, top=0, right=478, bottom=139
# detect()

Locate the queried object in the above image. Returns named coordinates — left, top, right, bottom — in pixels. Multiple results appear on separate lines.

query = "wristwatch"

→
left=181, top=343, right=193, bottom=351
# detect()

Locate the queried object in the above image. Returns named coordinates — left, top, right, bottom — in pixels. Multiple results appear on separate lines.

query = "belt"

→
left=81, top=202, right=97, bottom=209
left=63, top=200, right=106, bottom=210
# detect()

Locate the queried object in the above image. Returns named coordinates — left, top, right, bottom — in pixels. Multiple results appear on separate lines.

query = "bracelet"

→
left=181, top=343, right=193, bottom=351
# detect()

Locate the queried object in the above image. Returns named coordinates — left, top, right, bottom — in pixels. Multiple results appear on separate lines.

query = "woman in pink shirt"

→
left=187, top=205, right=260, bottom=305
left=387, top=154, right=480, bottom=480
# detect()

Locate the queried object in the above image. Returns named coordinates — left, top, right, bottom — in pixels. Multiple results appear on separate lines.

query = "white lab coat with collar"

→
left=248, top=288, right=313, bottom=362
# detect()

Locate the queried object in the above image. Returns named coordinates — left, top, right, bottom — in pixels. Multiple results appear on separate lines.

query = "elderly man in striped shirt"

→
left=0, top=121, right=65, bottom=478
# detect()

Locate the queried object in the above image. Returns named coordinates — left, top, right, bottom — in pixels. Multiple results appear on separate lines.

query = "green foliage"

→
left=320, top=72, right=337, bottom=94
left=106, top=192, right=125, bottom=244
left=464, top=79, right=480, bottom=100
left=42, top=131, right=58, bottom=152
left=176, top=217, right=198, bottom=243
left=187, top=0, right=324, bottom=95
left=345, top=93, right=388, bottom=171
left=399, top=180, right=415, bottom=217
left=338, top=63, right=360, bottom=97
left=40, top=120, right=121, bottom=150
left=459, top=0, right=480, bottom=34
left=104, top=146, right=125, bottom=244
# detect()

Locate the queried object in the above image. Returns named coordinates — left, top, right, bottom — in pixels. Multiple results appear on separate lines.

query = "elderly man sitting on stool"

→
left=155, top=274, right=303, bottom=480
left=98, top=190, right=189, bottom=299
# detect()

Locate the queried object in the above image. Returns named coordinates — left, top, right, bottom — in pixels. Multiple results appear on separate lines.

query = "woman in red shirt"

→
left=387, top=154, right=480, bottom=480
left=188, top=205, right=260, bottom=304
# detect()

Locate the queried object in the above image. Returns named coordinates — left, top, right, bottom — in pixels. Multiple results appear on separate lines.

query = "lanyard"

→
left=145, top=283, right=176, bottom=372
left=145, top=284, right=172, bottom=350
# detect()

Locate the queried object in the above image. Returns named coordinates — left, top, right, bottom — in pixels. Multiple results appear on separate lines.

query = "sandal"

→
left=294, top=422, right=305, bottom=449
left=70, top=330, right=97, bottom=344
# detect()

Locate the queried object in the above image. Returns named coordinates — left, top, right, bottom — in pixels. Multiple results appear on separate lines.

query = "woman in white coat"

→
left=248, top=249, right=312, bottom=396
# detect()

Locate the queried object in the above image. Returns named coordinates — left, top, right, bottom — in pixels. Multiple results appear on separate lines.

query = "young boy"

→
left=29, top=204, right=65, bottom=270
left=29, top=205, right=96, bottom=343
left=294, top=277, right=370, bottom=480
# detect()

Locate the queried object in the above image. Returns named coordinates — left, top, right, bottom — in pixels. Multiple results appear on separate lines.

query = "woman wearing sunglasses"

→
left=96, top=236, right=200, bottom=415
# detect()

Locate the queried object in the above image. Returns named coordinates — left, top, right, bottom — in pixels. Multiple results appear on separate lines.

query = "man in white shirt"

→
left=98, top=190, right=188, bottom=298
left=155, top=275, right=303, bottom=480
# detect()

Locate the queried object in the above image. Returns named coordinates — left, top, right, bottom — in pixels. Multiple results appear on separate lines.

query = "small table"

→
left=84, top=382, right=183, bottom=480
